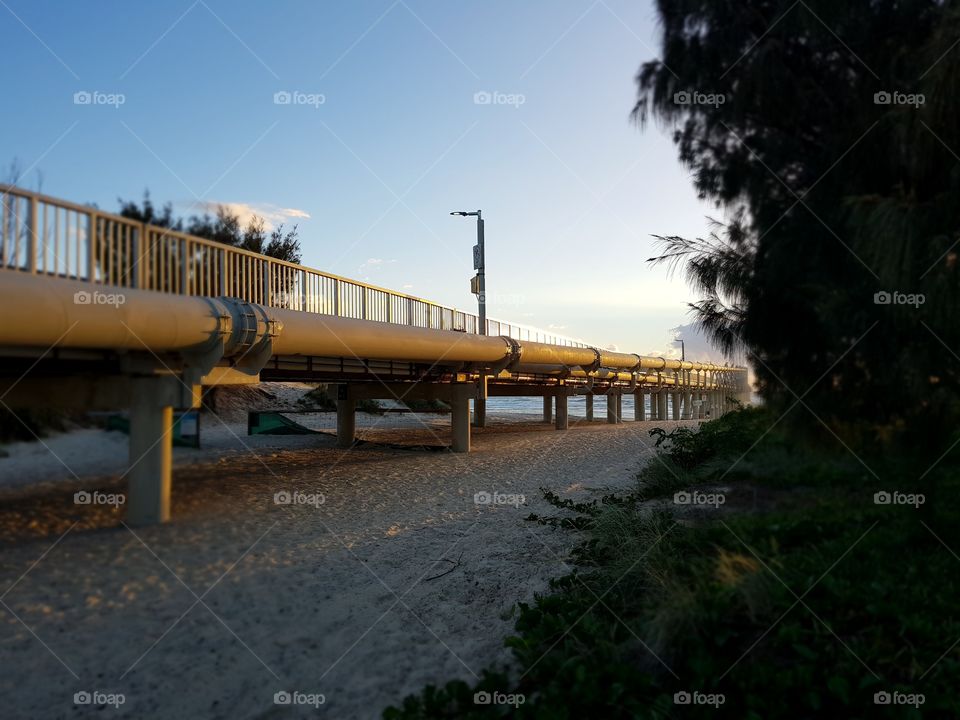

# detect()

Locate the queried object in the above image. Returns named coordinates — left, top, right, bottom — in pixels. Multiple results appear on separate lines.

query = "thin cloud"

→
left=358, top=257, right=397, bottom=273
left=191, top=201, right=311, bottom=230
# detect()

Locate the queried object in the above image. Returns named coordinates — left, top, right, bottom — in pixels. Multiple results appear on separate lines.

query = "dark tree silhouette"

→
left=636, top=0, right=960, bottom=460
left=119, top=191, right=302, bottom=264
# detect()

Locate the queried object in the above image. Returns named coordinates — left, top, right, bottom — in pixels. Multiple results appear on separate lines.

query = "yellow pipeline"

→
left=0, top=273, right=747, bottom=377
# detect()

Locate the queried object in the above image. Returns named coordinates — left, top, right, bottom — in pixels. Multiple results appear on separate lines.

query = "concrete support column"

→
left=585, top=393, right=593, bottom=421
left=672, top=391, right=681, bottom=421
left=127, top=378, right=174, bottom=525
left=473, top=398, right=486, bottom=427
left=606, top=392, right=618, bottom=424
left=451, top=386, right=471, bottom=453
left=658, top=388, right=668, bottom=422
left=684, top=392, right=693, bottom=420
left=555, top=392, right=568, bottom=430
left=634, top=390, right=645, bottom=421
left=543, top=395, right=553, bottom=424
left=336, top=396, right=356, bottom=449
left=473, top=376, right=487, bottom=428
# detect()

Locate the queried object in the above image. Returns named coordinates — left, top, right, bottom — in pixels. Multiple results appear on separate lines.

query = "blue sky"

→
left=1, top=0, right=726, bottom=357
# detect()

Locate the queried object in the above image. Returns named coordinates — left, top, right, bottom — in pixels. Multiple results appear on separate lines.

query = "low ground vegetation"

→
left=385, top=408, right=958, bottom=718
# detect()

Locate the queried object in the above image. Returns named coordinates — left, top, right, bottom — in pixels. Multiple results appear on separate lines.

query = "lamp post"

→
left=673, top=338, right=685, bottom=361
left=451, top=210, right=487, bottom=428
left=450, top=210, right=485, bottom=335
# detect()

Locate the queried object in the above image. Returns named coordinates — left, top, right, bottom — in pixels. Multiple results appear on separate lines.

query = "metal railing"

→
left=0, top=185, right=590, bottom=347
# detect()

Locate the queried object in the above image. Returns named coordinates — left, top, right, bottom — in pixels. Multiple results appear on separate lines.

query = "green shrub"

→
left=385, top=408, right=960, bottom=718
left=299, top=384, right=337, bottom=411
left=299, top=385, right=383, bottom=414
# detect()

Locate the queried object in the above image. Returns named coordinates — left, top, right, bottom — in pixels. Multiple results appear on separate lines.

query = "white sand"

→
left=0, top=394, right=694, bottom=719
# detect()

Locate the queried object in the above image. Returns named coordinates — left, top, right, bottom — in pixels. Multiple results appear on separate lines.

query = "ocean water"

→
left=484, top=394, right=680, bottom=417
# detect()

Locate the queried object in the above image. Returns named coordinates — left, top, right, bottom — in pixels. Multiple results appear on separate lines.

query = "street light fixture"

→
left=450, top=210, right=485, bottom=335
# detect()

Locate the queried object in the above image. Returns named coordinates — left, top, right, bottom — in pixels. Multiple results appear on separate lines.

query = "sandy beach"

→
left=0, top=392, right=692, bottom=719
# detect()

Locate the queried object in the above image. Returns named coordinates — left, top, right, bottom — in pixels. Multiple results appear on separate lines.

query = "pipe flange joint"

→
left=580, top=347, right=602, bottom=374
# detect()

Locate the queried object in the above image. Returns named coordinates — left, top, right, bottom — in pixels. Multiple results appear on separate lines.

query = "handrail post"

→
left=218, top=251, right=226, bottom=296
left=26, top=195, right=38, bottom=273
left=130, top=222, right=142, bottom=289
left=180, top=238, right=189, bottom=294
left=87, top=211, right=97, bottom=282
left=263, top=261, right=272, bottom=306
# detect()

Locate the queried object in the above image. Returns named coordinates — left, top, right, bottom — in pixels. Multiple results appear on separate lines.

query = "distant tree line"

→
left=118, top=191, right=302, bottom=264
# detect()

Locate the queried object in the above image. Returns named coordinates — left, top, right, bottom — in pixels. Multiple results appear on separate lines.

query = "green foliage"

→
left=385, top=409, right=960, bottom=718
left=648, top=405, right=767, bottom=470
left=299, top=385, right=337, bottom=411
left=298, top=385, right=383, bottom=414
left=357, top=398, right=385, bottom=415
left=118, top=190, right=302, bottom=264
left=635, top=0, right=960, bottom=459
left=0, top=407, right=88, bottom=444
